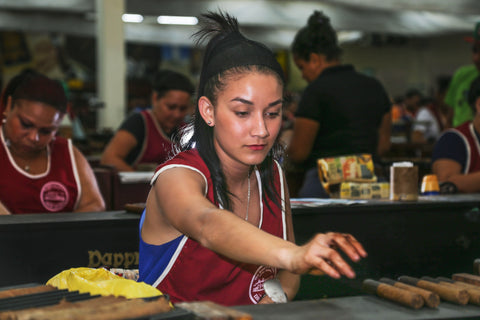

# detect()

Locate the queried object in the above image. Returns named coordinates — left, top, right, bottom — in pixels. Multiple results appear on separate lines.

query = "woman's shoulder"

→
left=151, top=149, right=209, bottom=185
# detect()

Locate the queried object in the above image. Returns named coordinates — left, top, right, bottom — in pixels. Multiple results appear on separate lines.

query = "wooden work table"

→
left=0, top=195, right=479, bottom=303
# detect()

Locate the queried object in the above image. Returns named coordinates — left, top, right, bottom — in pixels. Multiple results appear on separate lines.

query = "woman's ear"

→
left=198, top=96, right=215, bottom=126
left=151, top=91, right=159, bottom=106
left=4, top=96, right=12, bottom=114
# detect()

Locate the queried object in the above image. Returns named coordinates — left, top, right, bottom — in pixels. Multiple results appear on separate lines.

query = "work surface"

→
left=0, top=194, right=479, bottom=301
left=234, top=295, right=480, bottom=320
left=292, top=194, right=480, bottom=299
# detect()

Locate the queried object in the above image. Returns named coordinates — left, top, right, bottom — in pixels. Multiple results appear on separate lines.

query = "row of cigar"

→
left=363, top=273, right=480, bottom=309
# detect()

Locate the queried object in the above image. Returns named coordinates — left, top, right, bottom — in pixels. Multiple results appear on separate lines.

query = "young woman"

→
left=0, top=72, right=105, bottom=214
left=139, top=11, right=367, bottom=306
left=101, top=70, right=194, bottom=171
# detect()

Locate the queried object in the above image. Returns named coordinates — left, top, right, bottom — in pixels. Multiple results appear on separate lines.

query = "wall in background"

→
left=286, top=34, right=472, bottom=99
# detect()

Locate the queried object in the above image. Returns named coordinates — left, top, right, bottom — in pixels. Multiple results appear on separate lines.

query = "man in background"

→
left=444, top=22, right=480, bottom=128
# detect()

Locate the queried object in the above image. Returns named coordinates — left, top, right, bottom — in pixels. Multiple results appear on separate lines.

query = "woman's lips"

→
left=247, top=144, right=266, bottom=151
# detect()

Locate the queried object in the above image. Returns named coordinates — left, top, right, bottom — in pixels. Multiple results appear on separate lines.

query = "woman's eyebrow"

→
left=19, top=115, right=58, bottom=131
left=230, top=97, right=253, bottom=105
left=269, top=99, right=283, bottom=107
left=230, top=98, right=284, bottom=107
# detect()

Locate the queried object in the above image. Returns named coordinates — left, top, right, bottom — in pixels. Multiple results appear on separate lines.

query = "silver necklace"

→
left=2, top=127, right=31, bottom=172
left=246, top=169, right=251, bottom=221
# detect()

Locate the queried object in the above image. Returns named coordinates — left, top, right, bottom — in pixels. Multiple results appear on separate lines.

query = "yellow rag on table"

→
left=46, top=267, right=162, bottom=299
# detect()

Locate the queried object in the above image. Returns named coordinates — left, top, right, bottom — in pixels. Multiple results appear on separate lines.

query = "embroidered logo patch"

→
left=249, top=265, right=277, bottom=304
left=40, top=181, right=69, bottom=212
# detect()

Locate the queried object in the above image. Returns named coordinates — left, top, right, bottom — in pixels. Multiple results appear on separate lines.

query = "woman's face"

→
left=152, top=90, right=192, bottom=134
left=293, top=55, right=321, bottom=83
left=212, top=72, right=283, bottom=168
left=3, top=99, right=63, bottom=156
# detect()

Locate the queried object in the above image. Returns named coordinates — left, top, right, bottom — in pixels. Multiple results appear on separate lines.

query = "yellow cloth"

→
left=47, top=267, right=162, bottom=299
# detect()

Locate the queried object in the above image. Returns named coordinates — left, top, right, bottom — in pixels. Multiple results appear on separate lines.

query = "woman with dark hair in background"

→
left=139, top=11, right=366, bottom=306
left=0, top=72, right=105, bottom=214
left=101, top=70, right=194, bottom=171
left=287, top=11, right=392, bottom=197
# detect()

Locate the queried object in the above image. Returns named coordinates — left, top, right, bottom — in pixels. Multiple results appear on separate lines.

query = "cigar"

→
left=453, top=273, right=480, bottom=286
left=438, top=276, right=480, bottom=292
left=362, top=279, right=424, bottom=309
left=380, top=277, right=439, bottom=308
left=398, top=276, right=469, bottom=305
left=434, top=277, right=480, bottom=305
left=422, top=276, right=480, bottom=306
left=0, top=285, right=56, bottom=299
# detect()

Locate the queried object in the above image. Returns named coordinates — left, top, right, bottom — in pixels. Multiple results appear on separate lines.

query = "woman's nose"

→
left=28, top=130, right=40, bottom=142
left=251, top=115, right=269, bottom=138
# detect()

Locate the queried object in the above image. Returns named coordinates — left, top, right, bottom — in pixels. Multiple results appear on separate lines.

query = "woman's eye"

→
left=235, top=111, right=249, bottom=117
left=266, top=111, right=280, bottom=118
left=20, top=119, right=33, bottom=129
left=39, top=129, right=53, bottom=135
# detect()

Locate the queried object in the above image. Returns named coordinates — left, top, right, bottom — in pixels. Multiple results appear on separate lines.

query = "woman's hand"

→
left=257, top=294, right=274, bottom=304
left=288, top=232, right=367, bottom=279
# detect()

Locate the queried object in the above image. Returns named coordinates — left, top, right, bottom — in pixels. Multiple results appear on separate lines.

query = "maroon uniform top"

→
left=449, top=122, right=480, bottom=174
left=140, top=149, right=287, bottom=306
left=0, top=129, right=80, bottom=214
left=133, top=110, right=175, bottom=168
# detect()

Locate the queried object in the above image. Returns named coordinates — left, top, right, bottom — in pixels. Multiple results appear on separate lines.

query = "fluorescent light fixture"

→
left=337, top=31, right=364, bottom=43
left=157, top=15, right=198, bottom=25
left=122, top=14, right=144, bottom=23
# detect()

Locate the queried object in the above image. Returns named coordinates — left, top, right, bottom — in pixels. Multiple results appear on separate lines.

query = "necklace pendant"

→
left=24, top=165, right=30, bottom=172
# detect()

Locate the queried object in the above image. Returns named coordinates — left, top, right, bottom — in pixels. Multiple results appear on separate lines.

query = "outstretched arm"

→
left=143, top=167, right=367, bottom=281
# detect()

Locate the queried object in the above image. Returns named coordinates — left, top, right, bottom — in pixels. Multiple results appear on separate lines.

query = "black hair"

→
left=11, top=72, right=67, bottom=113
left=405, top=88, right=423, bottom=99
left=178, top=11, right=284, bottom=213
left=0, top=69, right=39, bottom=117
left=468, top=75, right=480, bottom=113
left=291, top=11, right=342, bottom=62
left=152, top=69, right=195, bottom=99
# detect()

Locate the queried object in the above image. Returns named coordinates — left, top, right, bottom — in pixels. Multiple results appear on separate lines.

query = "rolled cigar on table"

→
left=362, top=279, right=424, bottom=309
left=0, top=285, right=57, bottom=299
left=0, top=296, right=123, bottom=320
left=452, top=273, right=480, bottom=286
left=398, top=275, right=469, bottom=305
left=379, top=277, right=440, bottom=308
left=437, top=276, right=480, bottom=292
left=436, top=279, right=480, bottom=306
left=3, top=296, right=172, bottom=320
left=423, top=276, right=480, bottom=305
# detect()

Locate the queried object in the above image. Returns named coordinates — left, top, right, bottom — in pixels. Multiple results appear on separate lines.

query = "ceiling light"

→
left=157, top=15, right=198, bottom=25
left=337, top=31, right=364, bottom=43
left=122, top=14, right=144, bottom=23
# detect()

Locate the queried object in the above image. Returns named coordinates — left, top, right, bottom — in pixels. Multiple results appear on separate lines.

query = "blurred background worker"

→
left=444, top=22, right=480, bottom=128
left=0, top=71, right=105, bottom=214
left=286, top=11, right=392, bottom=198
left=432, top=75, right=480, bottom=193
left=404, top=88, right=442, bottom=144
left=101, top=70, right=194, bottom=172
